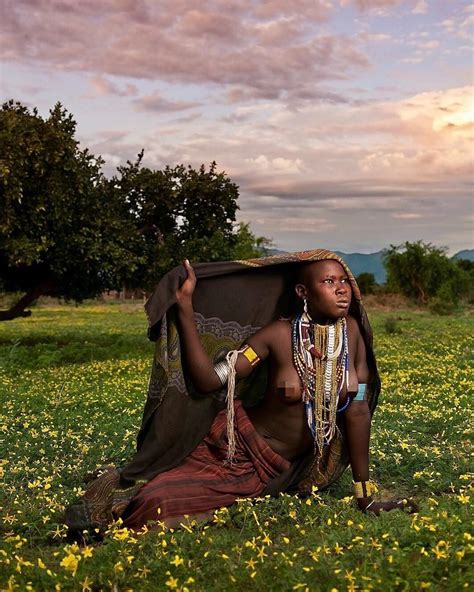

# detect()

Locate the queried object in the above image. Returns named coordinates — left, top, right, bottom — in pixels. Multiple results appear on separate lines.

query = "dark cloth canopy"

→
left=64, top=249, right=381, bottom=539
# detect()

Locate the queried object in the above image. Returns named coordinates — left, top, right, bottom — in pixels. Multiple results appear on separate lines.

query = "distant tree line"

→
left=0, top=101, right=271, bottom=321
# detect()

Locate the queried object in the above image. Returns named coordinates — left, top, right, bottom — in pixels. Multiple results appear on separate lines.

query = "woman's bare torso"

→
left=246, top=318, right=359, bottom=461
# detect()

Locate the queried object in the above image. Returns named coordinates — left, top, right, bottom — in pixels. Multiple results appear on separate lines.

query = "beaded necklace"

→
left=291, top=310, right=349, bottom=459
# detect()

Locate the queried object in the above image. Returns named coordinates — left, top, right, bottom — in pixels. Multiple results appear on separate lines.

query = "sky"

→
left=1, top=0, right=473, bottom=255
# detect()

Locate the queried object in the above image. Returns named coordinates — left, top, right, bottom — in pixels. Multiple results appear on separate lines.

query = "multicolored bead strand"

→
left=292, top=311, right=348, bottom=461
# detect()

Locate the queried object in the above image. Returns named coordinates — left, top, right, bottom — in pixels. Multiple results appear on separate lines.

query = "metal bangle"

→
left=213, top=360, right=230, bottom=386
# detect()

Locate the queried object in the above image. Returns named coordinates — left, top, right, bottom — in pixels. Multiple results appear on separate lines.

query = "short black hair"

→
left=294, top=260, right=326, bottom=286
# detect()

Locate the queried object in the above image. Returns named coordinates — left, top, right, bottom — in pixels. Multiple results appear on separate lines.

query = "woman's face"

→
left=295, top=260, right=352, bottom=322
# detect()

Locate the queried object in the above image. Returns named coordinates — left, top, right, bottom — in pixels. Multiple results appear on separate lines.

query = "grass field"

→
left=0, top=302, right=472, bottom=591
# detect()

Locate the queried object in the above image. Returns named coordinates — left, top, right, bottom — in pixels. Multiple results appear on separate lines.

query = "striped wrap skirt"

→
left=121, top=400, right=290, bottom=529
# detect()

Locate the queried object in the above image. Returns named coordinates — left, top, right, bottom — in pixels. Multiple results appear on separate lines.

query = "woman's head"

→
left=294, top=259, right=352, bottom=323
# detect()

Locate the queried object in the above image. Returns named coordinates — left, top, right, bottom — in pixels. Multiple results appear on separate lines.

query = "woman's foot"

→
left=357, top=496, right=418, bottom=515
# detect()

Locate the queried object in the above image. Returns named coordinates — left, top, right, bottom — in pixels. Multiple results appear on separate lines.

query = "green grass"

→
left=0, top=303, right=473, bottom=591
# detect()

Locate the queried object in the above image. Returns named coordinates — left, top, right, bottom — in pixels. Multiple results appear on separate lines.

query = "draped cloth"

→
left=64, top=249, right=381, bottom=539
left=121, top=401, right=291, bottom=529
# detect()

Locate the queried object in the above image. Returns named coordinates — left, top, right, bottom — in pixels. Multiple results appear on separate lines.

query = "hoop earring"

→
left=303, top=298, right=314, bottom=321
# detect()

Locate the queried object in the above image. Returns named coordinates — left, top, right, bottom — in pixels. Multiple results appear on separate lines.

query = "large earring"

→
left=303, top=298, right=313, bottom=321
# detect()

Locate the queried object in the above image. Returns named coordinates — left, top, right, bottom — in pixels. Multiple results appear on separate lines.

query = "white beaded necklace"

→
left=292, top=310, right=349, bottom=458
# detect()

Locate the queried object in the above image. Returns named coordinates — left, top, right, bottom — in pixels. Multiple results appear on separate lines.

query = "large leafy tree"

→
left=383, top=241, right=469, bottom=305
left=0, top=101, right=268, bottom=320
left=112, top=154, right=241, bottom=291
left=0, top=100, right=137, bottom=320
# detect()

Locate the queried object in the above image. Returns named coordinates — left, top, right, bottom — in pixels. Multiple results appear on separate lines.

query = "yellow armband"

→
left=240, top=344, right=261, bottom=368
left=213, top=344, right=261, bottom=387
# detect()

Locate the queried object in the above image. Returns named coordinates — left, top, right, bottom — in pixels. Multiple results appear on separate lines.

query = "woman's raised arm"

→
left=175, top=260, right=270, bottom=394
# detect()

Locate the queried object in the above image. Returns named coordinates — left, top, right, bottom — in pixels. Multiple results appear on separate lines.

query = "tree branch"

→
left=0, top=281, right=55, bottom=321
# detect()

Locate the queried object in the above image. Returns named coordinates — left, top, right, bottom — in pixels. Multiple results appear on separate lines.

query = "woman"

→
left=65, top=250, right=416, bottom=539
left=120, top=255, right=416, bottom=529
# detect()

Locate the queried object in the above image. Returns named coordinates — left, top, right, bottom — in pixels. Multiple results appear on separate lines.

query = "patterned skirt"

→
left=121, top=401, right=290, bottom=529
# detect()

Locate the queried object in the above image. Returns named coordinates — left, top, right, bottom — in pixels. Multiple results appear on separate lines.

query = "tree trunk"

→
left=415, top=283, right=427, bottom=305
left=0, top=282, right=54, bottom=321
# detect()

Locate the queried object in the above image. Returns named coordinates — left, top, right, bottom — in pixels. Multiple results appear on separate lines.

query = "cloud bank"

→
left=1, top=0, right=472, bottom=253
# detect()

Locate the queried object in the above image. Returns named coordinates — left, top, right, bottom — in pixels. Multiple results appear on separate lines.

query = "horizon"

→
left=2, top=0, right=473, bottom=255
left=268, top=245, right=472, bottom=256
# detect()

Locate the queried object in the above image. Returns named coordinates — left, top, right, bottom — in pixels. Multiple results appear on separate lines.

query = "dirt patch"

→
left=362, top=293, right=417, bottom=311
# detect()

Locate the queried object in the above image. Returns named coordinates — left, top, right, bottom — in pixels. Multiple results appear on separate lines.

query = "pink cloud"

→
left=176, top=10, right=242, bottom=41
left=254, top=17, right=302, bottom=46
left=340, top=0, right=407, bottom=10
left=1, top=0, right=368, bottom=102
left=440, top=7, right=474, bottom=41
left=133, top=91, right=200, bottom=112
left=90, top=76, right=138, bottom=97
left=412, top=0, right=428, bottom=14
left=253, top=0, right=331, bottom=20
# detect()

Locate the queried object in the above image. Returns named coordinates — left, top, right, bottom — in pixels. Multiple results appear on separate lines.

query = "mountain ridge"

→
left=266, top=248, right=473, bottom=284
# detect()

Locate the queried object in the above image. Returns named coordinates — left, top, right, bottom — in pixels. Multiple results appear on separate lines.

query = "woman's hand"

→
left=357, top=497, right=418, bottom=515
left=173, top=259, right=222, bottom=393
left=176, top=259, right=196, bottom=307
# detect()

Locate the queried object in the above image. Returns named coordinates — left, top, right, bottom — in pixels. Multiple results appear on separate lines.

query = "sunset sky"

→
left=2, top=0, right=473, bottom=254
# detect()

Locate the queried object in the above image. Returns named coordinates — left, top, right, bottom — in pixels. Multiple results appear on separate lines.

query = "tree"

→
left=453, top=259, right=474, bottom=304
left=0, top=100, right=137, bottom=320
left=355, top=272, right=377, bottom=296
left=231, top=222, right=273, bottom=260
left=383, top=241, right=468, bottom=306
left=108, top=155, right=241, bottom=291
left=1, top=101, right=265, bottom=319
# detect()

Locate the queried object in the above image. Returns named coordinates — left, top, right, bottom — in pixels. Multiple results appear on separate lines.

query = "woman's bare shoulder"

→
left=268, top=318, right=292, bottom=334
left=250, top=318, right=291, bottom=344
left=245, top=319, right=291, bottom=360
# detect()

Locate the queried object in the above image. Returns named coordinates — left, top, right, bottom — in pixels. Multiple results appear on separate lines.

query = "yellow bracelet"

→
left=353, top=480, right=376, bottom=498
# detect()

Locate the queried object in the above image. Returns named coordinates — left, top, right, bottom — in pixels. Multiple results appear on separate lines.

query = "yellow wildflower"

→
left=60, top=553, right=80, bottom=576
left=334, top=543, right=344, bottom=555
left=112, top=528, right=130, bottom=541
left=257, top=546, right=267, bottom=560
left=165, top=576, right=179, bottom=589
left=170, top=555, right=184, bottom=567
left=81, top=576, right=93, bottom=592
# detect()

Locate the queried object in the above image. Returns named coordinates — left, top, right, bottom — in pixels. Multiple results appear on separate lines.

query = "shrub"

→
left=356, top=272, right=378, bottom=295
left=429, top=282, right=458, bottom=315
left=384, top=317, right=402, bottom=334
